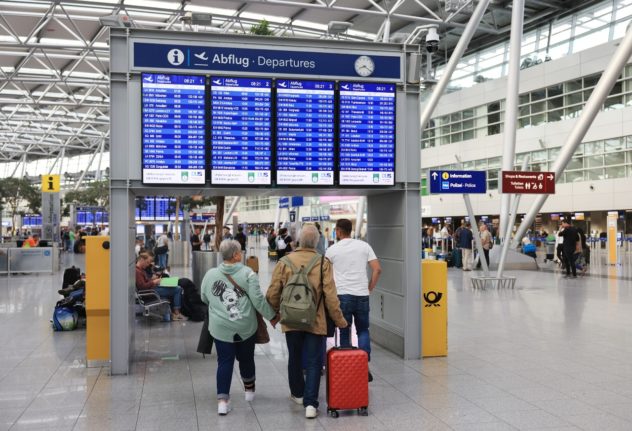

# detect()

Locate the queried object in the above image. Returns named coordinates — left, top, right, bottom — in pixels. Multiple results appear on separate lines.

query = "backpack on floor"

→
left=279, top=255, right=322, bottom=330
left=62, top=266, right=81, bottom=290
left=52, top=297, right=78, bottom=331
left=179, top=277, right=206, bottom=322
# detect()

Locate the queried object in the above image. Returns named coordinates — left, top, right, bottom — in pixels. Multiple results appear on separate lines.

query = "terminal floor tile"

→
left=0, top=242, right=632, bottom=430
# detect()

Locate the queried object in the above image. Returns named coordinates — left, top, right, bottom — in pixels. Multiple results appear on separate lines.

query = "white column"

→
left=499, top=0, right=525, bottom=242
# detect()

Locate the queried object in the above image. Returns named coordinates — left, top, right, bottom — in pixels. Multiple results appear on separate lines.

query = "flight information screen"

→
left=155, top=197, right=170, bottom=220
left=141, top=73, right=206, bottom=185
left=210, top=77, right=272, bottom=185
left=276, top=80, right=334, bottom=185
left=339, top=82, right=395, bottom=186
left=140, top=197, right=155, bottom=220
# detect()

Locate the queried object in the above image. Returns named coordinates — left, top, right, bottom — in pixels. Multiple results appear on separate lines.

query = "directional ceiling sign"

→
left=501, top=171, right=555, bottom=194
left=428, top=170, right=487, bottom=194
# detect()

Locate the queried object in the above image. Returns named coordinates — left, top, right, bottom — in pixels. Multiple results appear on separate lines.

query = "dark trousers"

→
left=214, top=334, right=256, bottom=400
left=286, top=331, right=325, bottom=408
left=483, top=249, right=490, bottom=266
left=562, top=248, right=576, bottom=276
left=556, top=244, right=565, bottom=266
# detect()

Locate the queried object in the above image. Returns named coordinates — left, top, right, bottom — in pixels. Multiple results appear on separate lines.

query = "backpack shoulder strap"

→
left=280, top=256, right=298, bottom=273
left=303, top=254, right=321, bottom=274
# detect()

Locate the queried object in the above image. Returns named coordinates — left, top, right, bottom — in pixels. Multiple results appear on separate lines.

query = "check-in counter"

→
left=3, top=247, right=56, bottom=273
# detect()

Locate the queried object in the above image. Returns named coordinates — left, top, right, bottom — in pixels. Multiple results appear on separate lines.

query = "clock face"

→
left=354, top=56, right=375, bottom=77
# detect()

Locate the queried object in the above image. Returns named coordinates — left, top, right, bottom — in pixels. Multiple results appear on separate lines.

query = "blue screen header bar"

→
left=133, top=42, right=402, bottom=81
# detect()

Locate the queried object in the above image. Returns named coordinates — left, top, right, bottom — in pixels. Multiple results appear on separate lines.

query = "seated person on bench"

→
left=135, top=252, right=187, bottom=321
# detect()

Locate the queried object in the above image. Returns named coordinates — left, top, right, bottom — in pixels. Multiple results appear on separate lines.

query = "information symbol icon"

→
left=167, top=49, right=185, bottom=66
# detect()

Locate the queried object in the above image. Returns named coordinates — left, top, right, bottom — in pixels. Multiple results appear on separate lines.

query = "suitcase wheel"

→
left=328, top=409, right=339, bottom=418
left=358, top=407, right=368, bottom=416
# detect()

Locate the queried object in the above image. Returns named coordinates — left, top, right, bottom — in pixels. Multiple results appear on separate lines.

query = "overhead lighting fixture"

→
left=328, top=21, right=353, bottom=35
left=181, top=12, right=213, bottom=25
left=99, top=14, right=133, bottom=28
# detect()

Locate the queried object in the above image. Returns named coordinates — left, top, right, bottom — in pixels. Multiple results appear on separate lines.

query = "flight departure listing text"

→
left=276, top=80, right=334, bottom=186
left=339, top=82, right=395, bottom=186
left=141, top=73, right=206, bottom=185
left=210, top=77, right=272, bottom=185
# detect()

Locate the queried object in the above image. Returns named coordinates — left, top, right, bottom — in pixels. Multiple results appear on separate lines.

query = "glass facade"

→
left=422, top=66, right=632, bottom=148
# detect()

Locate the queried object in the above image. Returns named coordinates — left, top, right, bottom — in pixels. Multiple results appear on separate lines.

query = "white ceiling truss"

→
left=0, top=0, right=592, bottom=177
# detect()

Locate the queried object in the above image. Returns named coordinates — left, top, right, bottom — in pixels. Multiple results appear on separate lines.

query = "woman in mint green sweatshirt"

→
left=201, top=239, right=277, bottom=416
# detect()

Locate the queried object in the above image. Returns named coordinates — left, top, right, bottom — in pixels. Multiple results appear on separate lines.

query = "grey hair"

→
left=299, top=225, right=319, bottom=249
left=219, top=239, right=241, bottom=261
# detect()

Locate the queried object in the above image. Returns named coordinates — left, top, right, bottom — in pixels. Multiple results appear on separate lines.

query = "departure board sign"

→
left=211, top=77, right=272, bottom=185
left=140, top=197, right=156, bottom=220
left=155, top=197, right=171, bottom=220
left=339, top=82, right=395, bottom=186
left=276, top=80, right=334, bottom=185
left=141, top=73, right=206, bottom=185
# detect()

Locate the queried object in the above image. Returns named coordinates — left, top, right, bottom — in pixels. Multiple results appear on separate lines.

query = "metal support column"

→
left=497, top=155, right=530, bottom=278
left=512, top=23, right=632, bottom=248
left=73, top=142, right=101, bottom=191
left=273, top=202, right=282, bottom=232
left=463, top=195, right=489, bottom=276
left=419, top=0, right=491, bottom=134
left=499, top=0, right=525, bottom=242
left=355, top=196, right=366, bottom=239
left=224, top=196, right=240, bottom=223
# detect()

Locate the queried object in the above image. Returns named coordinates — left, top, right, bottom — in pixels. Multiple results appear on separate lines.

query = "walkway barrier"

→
left=421, top=260, right=447, bottom=358
left=0, top=247, right=56, bottom=274
left=471, top=275, right=516, bottom=289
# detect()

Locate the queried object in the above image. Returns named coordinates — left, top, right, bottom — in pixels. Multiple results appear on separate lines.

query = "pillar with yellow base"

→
left=421, top=260, right=447, bottom=357
left=85, top=236, right=110, bottom=367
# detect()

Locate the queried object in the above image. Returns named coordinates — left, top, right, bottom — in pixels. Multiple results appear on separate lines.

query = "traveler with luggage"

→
left=325, top=218, right=381, bottom=382
left=479, top=223, right=492, bottom=267
left=558, top=219, right=579, bottom=278
left=200, top=239, right=278, bottom=416
left=266, top=225, right=348, bottom=419
left=458, top=223, right=474, bottom=271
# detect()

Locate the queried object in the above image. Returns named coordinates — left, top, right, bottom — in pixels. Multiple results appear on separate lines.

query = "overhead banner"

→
left=428, top=170, right=487, bottom=194
left=132, top=42, right=402, bottom=81
left=501, top=171, right=555, bottom=194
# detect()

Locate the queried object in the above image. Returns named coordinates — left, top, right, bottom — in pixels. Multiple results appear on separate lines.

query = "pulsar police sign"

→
left=132, top=42, right=402, bottom=81
left=428, top=170, right=487, bottom=194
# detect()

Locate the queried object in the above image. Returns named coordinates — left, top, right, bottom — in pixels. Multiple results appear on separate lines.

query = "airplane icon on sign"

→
left=194, top=52, right=208, bottom=61
left=278, top=82, right=287, bottom=88
left=143, top=75, right=153, bottom=82
left=212, top=79, right=222, bottom=85
left=341, top=84, right=349, bottom=90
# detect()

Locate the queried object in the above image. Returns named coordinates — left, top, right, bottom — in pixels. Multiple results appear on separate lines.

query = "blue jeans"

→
left=214, top=334, right=256, bottom=400
left=154, top=286, right=182, bottom=310
left=156, top=253, right=168, bottom=269
left=338, top=294, right=371, bottom=361
left=286, top=331, right=325, bottom=408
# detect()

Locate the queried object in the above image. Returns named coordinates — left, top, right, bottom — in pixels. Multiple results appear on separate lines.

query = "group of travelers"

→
left=425, top=221, right=495, bottom=271
left=556, top=218, right=589, bottom=277
left=199, top=218, right=381, bottom=419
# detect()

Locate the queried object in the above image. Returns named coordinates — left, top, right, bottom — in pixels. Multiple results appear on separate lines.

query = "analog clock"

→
left=354, top=55, right=375, bottom=77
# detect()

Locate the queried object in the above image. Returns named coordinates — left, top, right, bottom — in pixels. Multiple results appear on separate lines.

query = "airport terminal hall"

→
left=3, top=0, right=632, bottom=430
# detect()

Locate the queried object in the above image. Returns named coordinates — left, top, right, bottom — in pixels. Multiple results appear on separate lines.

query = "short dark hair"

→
left=238, top=226, right=244, bottom=233
left=336, top=219, right=352, bottom=235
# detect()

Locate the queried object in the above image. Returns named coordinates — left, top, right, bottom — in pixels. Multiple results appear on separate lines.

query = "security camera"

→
left=425, top=27, right=440, bottom=53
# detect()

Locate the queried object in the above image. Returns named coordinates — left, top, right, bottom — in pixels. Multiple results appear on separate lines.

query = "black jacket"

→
left=559, top=227, right=578, bottom=251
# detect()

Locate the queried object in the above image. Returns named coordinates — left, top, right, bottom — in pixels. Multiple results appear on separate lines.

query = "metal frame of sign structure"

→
left=110, top=29, right=421, bottom=375
left=428, top=169, right=490, bottom=276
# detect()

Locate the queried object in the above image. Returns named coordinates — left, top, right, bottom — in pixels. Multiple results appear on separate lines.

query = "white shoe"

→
left=245, top=391, right=255, bottom=402
left=218, top=400, right=232, bottom=415
left=305, top=405, right=318, bottom=419
left=290, top=394, right=303, bottom=405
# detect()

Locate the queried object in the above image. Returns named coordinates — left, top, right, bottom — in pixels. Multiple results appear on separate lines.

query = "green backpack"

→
left=279, top=254, right=323, bottom=330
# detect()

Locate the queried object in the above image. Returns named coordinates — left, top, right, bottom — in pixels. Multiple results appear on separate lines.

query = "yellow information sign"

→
left=421, top=260, right=448, bottom=357
left=41, top=174, right=60, bottom=192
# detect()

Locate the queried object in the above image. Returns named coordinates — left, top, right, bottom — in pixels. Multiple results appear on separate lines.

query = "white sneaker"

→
left=305, top=405, right=318, bottom=419
left=290, top=394, right=303, bottom=405
left=245, top=391, right=255, bottom=402
left=217, top=400, right=232, bottom=415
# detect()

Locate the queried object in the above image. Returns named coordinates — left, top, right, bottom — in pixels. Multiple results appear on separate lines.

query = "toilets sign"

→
left=429, top=170, right=487, bottom=194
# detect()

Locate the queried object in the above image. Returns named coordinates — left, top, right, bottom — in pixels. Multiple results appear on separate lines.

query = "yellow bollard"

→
left=86, top=236, right=110, bottom=367
left=421, top=260, right=447, bottom=357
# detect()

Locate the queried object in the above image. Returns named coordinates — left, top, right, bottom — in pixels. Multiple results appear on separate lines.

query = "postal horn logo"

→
left=442, top=172, right=449, bottom=180
left=423, top=291, right=443, bottom=307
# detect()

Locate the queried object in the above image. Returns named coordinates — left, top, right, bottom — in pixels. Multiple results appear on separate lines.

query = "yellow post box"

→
left=421, top=260, right=447, bottom=357
left=86, top=236, right=110, bottom=367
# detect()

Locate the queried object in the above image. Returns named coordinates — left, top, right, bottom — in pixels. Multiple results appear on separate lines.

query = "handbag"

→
left=154, top=245, right=168, bottom=255
left=223, top=273, right=270, bottom=344
left=319, top=256, right=335, bottom=337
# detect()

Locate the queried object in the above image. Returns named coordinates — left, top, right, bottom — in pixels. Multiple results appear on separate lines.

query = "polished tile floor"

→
left=1, top=242, right=632, bottom=430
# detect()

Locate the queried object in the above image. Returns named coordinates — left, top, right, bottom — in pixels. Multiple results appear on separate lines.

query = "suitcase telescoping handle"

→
left=249, top=246, right=255, bottom=254
left=333, top=327, right=357, bottom=350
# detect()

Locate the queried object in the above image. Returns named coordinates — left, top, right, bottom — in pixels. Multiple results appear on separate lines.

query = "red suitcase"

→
left=326, top=334, right=369, bottom=418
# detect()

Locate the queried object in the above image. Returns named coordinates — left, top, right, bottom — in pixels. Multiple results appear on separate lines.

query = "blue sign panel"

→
left=141, top=73, right=206, bottom=185
left=155, top=197, right=170, bottom=220
left=133, top=43, right=401, bottom=80
left=211, top=77, right=272, bottom=185
left=279, top=197, right=289, bottom=209
left=339, top=82, right=395, bottom=186
left=428, top=170, right=487, bottom=194
left=140, top=197, right=156, bottom=220
left=276, top=80, right=334, bottom=185
left=291, top=196, right=304, bottom=207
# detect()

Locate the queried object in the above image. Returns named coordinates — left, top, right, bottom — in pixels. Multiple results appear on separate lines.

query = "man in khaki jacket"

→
left=266, top=225, right=347, bottom=419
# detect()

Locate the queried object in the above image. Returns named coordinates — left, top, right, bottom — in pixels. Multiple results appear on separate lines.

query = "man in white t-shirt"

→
left=156, top=232, right=170, bottom=269
left=325, top=218, right=382, bottom=382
